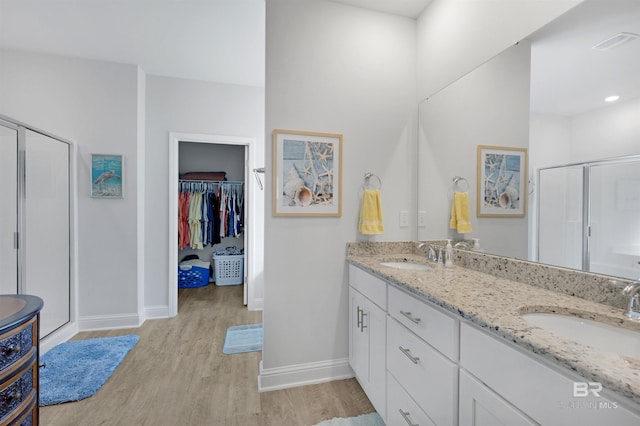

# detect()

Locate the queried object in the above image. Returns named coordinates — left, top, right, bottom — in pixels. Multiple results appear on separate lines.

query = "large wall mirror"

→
left=417, top=0, right=640, bottom=280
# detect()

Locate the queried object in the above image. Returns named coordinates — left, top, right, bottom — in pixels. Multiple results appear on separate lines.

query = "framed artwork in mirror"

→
left=273, top=129, right=343, bottom=217
left=477, top=145, right=527, bottom=217
left=91, top=154, right=124, bottom=198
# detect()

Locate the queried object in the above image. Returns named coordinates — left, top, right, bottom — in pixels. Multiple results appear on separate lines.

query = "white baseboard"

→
left=145, top=304, right=170, bottom=319
left=258, top=358, right=354, bottom=392
left=78, top=313, right=143, bottom=331
left=248, top=297, right=264, bottom=311
left=40, top=322, right=78, bottom=355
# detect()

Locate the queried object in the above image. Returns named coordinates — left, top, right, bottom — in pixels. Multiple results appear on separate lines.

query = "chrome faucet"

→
left=622, top=282, right=640, bottom=321
left=417, top=242, right=437, bottom=262
left=454, top=241, right=472, bottom=250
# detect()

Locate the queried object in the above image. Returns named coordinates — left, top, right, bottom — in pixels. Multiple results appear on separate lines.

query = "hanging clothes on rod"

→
left=178, top=179, right=244, bottom=250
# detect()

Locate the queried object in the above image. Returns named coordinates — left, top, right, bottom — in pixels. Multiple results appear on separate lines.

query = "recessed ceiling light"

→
left=604, top=95, right=620, bottom=102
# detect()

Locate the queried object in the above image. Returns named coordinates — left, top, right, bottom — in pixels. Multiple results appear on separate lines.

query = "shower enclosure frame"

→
left=0, top=113, right=76, bottom=341
left=537, top=154, right=640, bottom=277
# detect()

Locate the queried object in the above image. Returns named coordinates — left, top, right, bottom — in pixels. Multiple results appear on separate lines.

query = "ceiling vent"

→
left=592, top=32, right=640, bottom=50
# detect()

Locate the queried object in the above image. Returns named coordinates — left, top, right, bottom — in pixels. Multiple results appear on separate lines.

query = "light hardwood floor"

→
left=40, top=284, right=374, bottom=426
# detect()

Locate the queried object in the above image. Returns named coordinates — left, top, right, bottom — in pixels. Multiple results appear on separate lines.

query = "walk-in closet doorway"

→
left=168, top=133, right=264, bottom=316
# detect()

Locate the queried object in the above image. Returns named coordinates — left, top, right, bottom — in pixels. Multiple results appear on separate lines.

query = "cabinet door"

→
left=349, top=286, right=386, bottom=419
left=350, top=287, right=369, bottom=382
left=459, top=370, right=537, bottom=426
left=367, top=293, right=386, bottom=419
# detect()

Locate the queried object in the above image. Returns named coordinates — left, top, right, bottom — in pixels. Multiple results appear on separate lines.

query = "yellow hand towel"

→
left=359, top=189, right=384, bottom=235
left=450, top=191, right=472, bottom=234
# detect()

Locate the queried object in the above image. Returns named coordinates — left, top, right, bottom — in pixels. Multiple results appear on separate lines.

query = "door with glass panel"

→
left=538, top=165, right=584, bottom=270
left=0, top=123, right=18, bottom=294
left=589, top=159, right=640, bottom=280
left=23, top=129, right=71, bottom=337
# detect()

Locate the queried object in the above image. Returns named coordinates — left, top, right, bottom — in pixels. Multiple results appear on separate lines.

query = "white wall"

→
left=262, top=0, right=417, bottom=390
left=0, top=49, right=267, bottom=328
left=529, top=113, right=573, bottom=169
left=528, top=112, right=573, bottom=259
left=571, top=98, right=640, bottom=162
left=144, top=75, right=265, bottom=311
left=532, top=98, right=640, bottom=168
left=416, top=0, right=582, bottom=101
left=0, top=49, right=142, bottom=327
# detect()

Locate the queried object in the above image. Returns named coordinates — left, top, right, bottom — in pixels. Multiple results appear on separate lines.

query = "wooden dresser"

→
left=0, top=295, right=43, bottom=426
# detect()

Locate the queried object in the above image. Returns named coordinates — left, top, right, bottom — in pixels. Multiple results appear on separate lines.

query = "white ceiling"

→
left=528, top=0, right=640, bottom=116
left=328, top=0, right=433, bottom=18
left=0, top=0, right=637, bottom=116
left=0, top=0, right=430, bottom=88
left=0, top=0, right=266, bottom=87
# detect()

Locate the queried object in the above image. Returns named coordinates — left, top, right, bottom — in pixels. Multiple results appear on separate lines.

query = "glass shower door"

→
left=538, top=165, right=584, bottom=270
left=23, top=129, right=70, bottom=337
left=589, top=159, right=640, bottom=279
left=0, top=124, right=18, bottom=294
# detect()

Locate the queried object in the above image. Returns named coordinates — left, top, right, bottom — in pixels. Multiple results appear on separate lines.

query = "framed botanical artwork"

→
left=91, top=154, right=124, bottom=198
left=273, top=129, right=343, bottom=217
left=477, top=145, right=527, bottom=217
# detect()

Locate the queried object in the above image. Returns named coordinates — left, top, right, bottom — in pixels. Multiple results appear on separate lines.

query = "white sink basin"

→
left=380, top=261, right=431, bottom=271
left=522, top=313, right=640, bottom=359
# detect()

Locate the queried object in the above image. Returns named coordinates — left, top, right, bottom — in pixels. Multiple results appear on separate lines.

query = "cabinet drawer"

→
left=0, top=354, right=35, bottom=423
left=388, top=285, right=458, bottom=360
left=349, top=265, right=386, bottom=309
left=0, top=319, right=35, bottom=371
left=460, top=322, right=640, bottom=425
left=387, top=372, right=435, bottom=426
left=387, top=318, right=458, bottom=426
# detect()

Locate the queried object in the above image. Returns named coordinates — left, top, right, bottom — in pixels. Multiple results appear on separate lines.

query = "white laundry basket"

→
left=213, top=254, right=244, bottom=286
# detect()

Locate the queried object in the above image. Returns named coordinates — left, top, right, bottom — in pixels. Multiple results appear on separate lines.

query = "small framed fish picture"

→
left=91, top=154, right=124, bottom=198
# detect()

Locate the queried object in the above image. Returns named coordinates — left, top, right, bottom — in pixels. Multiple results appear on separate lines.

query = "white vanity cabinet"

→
left=348, top=266, right=387, bottom=419
left=387, top=285, right=459, bottom=426
left=459, top=369, right=537, bottom=425
left=387, top=372, right=436, bottom=426
left=460, top=322, right=640, bottom=426
left=347, top=263, right=640, bottom=425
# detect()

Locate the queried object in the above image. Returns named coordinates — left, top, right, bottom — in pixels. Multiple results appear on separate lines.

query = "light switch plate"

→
left=399, top=211, right=409, bottom=227
left=418, top=211, right=427, bottom=228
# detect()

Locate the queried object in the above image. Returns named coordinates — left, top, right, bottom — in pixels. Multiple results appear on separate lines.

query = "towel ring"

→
left=363, top=172, right=382, bottom=190
left=452, top=176, right=469, bottom=192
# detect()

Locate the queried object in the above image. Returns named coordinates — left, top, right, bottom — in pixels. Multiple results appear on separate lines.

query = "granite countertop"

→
left=347, top=248, right=640, bottom=406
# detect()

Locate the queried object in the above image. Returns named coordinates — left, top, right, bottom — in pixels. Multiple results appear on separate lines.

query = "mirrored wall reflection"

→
left=589, top=159, right=640, bottom=279
left=537, top=165, right=583, bottom=271
left=417, top=0, right=640, bottom=281
left=417, top=42, right=531, bottom=260
left=538, top=158, right=640, bottom=280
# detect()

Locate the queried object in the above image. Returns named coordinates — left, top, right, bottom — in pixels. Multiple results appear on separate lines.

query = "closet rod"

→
left=178, top=179, right=243, bottom=184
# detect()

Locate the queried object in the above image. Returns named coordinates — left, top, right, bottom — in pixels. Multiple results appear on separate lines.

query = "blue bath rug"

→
left=313, top=412, right=385, bottom=426
left=223, top=323, right=263, bottom=354
left=39, top=334, right=139, bottom=406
